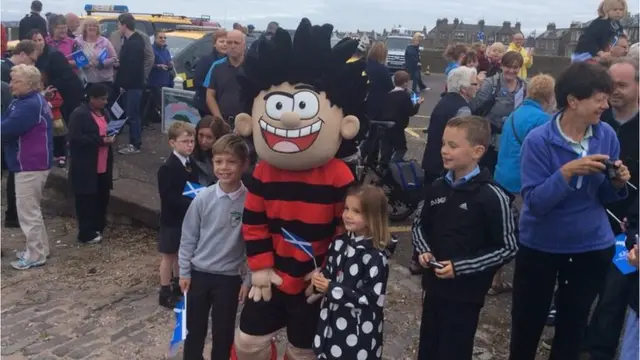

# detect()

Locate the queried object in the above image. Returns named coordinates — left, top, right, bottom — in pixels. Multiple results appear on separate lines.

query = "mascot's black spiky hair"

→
left=238, top=18, right=368, bottom=117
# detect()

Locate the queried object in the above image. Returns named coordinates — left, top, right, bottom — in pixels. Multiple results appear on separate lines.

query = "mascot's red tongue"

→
left=262, top=130, right=319, bottom=153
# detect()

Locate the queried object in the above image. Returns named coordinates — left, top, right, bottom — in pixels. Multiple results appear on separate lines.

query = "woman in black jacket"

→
left=68, top=83, right=114, bottom=244
left=27, top=29, right=84, bottom=121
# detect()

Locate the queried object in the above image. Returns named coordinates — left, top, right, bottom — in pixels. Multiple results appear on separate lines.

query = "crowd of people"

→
left=1, top=0, right=639, bottom=359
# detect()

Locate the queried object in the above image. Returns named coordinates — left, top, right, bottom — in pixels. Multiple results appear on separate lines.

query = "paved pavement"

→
left=1, top=74, right=552, bottom=359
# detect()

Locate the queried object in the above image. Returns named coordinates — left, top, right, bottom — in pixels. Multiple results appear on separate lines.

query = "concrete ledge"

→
left=46, top=167, right=161, bottom=229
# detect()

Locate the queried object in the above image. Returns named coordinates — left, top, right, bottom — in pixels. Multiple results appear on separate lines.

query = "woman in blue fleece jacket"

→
left=509, top=62, right=631, bottom=360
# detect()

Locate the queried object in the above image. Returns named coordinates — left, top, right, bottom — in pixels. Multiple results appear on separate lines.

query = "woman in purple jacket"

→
left=509, top=62, right=631, bottom=360
left=1, top=64, right=53, bottom=270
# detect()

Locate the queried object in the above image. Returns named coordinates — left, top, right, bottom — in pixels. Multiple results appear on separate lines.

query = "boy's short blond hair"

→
left=212, top=134, right=249, bottom=163
left=446, top=116, right=491, bottom=149
left=598, top=0, right=627, bottom=17
left=167, top=121, right=195, bottom=140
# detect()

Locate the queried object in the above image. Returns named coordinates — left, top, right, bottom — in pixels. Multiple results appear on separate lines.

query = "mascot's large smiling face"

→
left=235, top=18, right=368, bottom=171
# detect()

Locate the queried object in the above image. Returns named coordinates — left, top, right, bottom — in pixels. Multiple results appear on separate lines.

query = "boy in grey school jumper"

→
left=178, top=134, right=251, bottom=360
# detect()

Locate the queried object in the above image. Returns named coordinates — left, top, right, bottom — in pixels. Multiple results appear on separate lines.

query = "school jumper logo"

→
left=230, top=211, right=242, bottom=227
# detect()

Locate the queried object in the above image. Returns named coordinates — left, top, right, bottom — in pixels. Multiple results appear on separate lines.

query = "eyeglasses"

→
left=470, top=83, right=478, bottom=86
left=176, top=139, right=195, bottom=145
left=157, top=36, right=166, bottom=40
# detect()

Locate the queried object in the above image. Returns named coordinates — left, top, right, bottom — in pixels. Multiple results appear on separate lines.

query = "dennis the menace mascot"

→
left=231, top=18, right=368, bottom=360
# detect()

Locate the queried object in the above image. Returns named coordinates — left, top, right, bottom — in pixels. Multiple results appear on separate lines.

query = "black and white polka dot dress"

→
left=313, top=232, right=389, bottom=360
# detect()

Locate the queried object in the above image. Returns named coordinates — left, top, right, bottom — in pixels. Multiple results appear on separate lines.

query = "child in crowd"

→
left=312, top=184, right=391, bottom=360
left=620, top=195, right=639, bottom=360
left=412, top=116, right=518, bottom=360
left=380, top=70, right=423, bottom=164
left=191, top=115, right=231, bottom=186
left=42, top=74, right=67, bottom=168
left=157, top=121, right=199, bottom=309
left=179, top=134, right=251, bottom=360
left=572, top=0, right=627, bottom=62
left=461, top=50, right=479, bottom=69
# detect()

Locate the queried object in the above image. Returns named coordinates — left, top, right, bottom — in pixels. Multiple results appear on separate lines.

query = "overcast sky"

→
left=1, top=0, right=638, bottom=36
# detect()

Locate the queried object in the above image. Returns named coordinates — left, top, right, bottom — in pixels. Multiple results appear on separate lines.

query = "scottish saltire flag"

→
left=613, top=233, right=637, bottom=275
left=97, top=48, right=108, bottom=64
left=411, top=92, right=420, bottom=105
left=168, top=294, right=188, bottom=356
left=183, top=182, right=204, bottom=199
left=71, top=50, right=89, bottom=68
left=282, top=228, right=317, bottom=268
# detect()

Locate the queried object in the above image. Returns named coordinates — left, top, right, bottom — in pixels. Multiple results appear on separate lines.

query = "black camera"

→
left=603, top=160, right=619, bottom=180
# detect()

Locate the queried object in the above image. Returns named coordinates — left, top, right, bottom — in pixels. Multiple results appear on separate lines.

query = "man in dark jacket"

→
left=583, top=57, right=639, bottom=360
left=1, top=40, right=39, bottom=81
left=114, top=13, right=146, bottom=155
left=18, top=1, right=47, bottom=40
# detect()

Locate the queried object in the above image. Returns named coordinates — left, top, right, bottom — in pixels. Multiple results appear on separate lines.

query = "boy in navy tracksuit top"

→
left=412, top=116, right=517, bottom=360
left=509, top=62, right=631, bottom=360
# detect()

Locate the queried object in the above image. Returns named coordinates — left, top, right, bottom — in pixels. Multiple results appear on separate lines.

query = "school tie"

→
left=185, top=159, right=192, bottom=173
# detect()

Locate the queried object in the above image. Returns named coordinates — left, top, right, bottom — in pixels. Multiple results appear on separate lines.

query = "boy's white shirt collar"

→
left=391, top=86, right=406, bottom=92
left=173, top=150, right=189, bottom=167
left=215, top=181, right=246, bottom=201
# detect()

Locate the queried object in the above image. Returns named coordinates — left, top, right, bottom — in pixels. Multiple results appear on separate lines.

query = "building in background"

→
left=423, top=18, right=521, bottom=49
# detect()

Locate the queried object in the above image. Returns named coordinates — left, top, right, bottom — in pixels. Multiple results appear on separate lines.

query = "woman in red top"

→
left=42, top=73, right=67, bottom=167
left=67, top=83, right=114, bottom=244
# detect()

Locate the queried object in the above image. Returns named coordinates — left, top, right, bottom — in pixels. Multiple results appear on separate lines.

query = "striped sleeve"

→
left=451, top=184, right=518, bottom=276
left=411, top=200, right=431, bottom=254
left=242, top=165, right=275, bottom=271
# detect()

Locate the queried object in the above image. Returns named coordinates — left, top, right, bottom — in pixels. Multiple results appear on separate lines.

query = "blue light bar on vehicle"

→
left=84, top=4, right=129, bottom=13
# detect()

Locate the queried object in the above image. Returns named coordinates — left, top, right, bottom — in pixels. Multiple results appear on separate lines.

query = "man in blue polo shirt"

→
left=205, top=29, right=245, bottom=127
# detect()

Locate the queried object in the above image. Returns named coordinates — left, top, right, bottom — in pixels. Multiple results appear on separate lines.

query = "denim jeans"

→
left=124, top=89, right=143, bottom=149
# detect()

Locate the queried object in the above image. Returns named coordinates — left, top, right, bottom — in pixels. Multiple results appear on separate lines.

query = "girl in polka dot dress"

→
left=311, top=184, right=390, bottom=360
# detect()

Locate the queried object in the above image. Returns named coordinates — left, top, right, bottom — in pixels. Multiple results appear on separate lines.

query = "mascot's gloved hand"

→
left=304, top=269, right=324, bottom=304
left=249, top=269, right=283, bottom=302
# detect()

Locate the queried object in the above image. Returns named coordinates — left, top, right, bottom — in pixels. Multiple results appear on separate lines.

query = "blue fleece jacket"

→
left=519, top=112, right=627, bottom=253
left=1, top=91, right=53, bottom=172
left=494, top=99, right=551, bottom=193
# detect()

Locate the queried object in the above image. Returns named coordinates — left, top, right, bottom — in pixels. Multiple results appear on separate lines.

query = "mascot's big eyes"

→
left=293, top=91, right=319, bottom=120
left=266, top=95, right=294, bottom=120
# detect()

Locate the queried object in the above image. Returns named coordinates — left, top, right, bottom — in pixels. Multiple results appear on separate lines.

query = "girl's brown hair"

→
left=367, top=41, right=388, bottom=64
left=208, top=116, right=231, bottom=139
left=444, top=43, right=468, bottom=61
left=346, top=185, right=390, bottom=250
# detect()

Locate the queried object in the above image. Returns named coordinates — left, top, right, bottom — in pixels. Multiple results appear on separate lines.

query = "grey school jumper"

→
left=179, top=182, right=250, bottom=286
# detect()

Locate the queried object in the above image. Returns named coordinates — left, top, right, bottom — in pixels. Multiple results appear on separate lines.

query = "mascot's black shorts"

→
left=239, top=286, right=321, bottom=349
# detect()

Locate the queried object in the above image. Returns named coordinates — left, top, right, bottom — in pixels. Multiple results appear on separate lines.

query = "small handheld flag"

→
left=168, top=293, right=188, bottom=356
left=71, top=50, right=89, bottom=68
left=411, top=92, right=420, bottom=105
left=98, top=48, right=108, bottom=64
left=613, top=234, right=637, bottom=275
left=107, top=119, right=127, bottom=137
left=183, top=181, right=204, bottom=199
left=282, top=228, right=317, bottom=268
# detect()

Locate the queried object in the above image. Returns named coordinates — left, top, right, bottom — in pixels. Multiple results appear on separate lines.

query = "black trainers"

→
left=159, top=290, right=179, bottom=310
left=171, top=278, right=183, bottom=298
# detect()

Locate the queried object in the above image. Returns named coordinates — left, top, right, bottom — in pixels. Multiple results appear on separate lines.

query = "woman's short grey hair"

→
left=629, top=43, right=639, bottom=62
left=447, top=66, right=477, bottom=93
left=49, top=14, right=67, bottom=34
left=11, top=64, right=42, bottom=90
